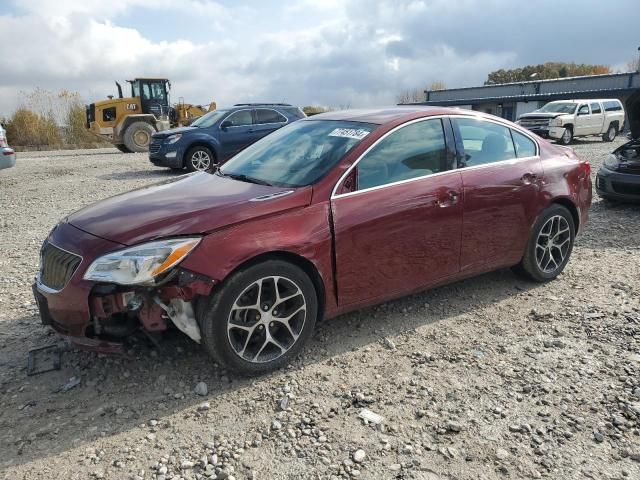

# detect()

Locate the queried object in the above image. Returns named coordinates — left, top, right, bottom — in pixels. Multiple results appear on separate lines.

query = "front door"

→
left=451, top=117, right=543, bottom=273
left=218, top=109, right=261, bottom=160
left=575, top=103, right=591, bottom=136
left=331, top=118, right=463, bottom=306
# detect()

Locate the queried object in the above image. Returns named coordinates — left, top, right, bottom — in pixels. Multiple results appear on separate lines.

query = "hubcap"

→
left=191, top=150, right=211, bottom=171
left=535, top=215, right=571, bottom=274
left=562, top=129, right=571, bottom=143
left=227, top=276, right=307, bottom=363
left=133, top=129, right=150, bottom=147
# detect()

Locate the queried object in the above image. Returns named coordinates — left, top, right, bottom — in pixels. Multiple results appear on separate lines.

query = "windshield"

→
left=191, top=109, right=230, bottom=128
left=537, top=102, right=577, bottom=114
left=220, top=120, right=376, bottom=187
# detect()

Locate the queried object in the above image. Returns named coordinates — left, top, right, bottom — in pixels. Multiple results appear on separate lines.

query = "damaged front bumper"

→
left=32, top=222, right=214, bottom=354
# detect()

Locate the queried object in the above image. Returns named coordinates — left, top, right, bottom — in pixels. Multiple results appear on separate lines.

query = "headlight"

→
left=549, top=117, right=563, bottom=127
left=166, top=134, right=182, bottom=144
left=84, top=237, right=201, bottom=285
left=604, top=153, right=620, bottom=171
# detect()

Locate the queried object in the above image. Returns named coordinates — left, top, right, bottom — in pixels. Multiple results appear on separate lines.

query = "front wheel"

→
left=558, top=127, right=573, bottom=145
left=514, top=205, right=575, bottom=282
left=123, top=122, right=154, bottom=152
left=185, top=146, right=215, bottom=172
left=199, top=260, right=318, bottom=375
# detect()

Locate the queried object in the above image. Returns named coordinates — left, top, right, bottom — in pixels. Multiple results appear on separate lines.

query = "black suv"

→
left=149, top=104, right=306, bottom=172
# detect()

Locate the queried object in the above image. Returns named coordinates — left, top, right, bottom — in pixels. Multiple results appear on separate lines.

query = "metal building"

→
left=417, top=72, right=640, bottom=125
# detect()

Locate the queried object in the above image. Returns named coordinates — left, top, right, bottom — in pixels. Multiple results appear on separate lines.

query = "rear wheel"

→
left=514, top=204, right=575, bottom=282
left=199, top=260, right=318, bottom=375
left=185, top=146, right=215, bottom=172
left=558, top=126, right=573, bottom=145
left=602, top=124, right=617, bottom=142
left=123, top=122, right=154, bottom=152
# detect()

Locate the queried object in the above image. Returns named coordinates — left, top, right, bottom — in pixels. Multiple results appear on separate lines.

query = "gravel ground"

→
left=0, top=139, right=638, bottom=480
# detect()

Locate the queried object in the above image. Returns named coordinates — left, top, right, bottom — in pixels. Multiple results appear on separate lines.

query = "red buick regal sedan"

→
left=33, top=107, right=592, bottom=374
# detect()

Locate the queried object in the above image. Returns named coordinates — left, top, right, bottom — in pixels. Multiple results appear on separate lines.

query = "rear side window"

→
left=511, top=130, right=537, bottom=158
left=255, top=109, right=287, bottom=124
left=603, top=100, right=623, bottom=112
left=590, top=102, right=602, bottom=114
left=357, top=119, right=448, bottom=190
left=225, top=110, right=253, bottom=126
left=453, top=118, right=516, bottom=167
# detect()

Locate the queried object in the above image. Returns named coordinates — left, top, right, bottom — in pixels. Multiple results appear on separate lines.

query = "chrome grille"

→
left=519, top=118, right=550, bottom=128
left=39, top=241, right=82, bottom=291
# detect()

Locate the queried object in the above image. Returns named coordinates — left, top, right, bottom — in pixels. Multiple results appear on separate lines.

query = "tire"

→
left=199, top=260, right=318, bottom=375
left=514, top=204, right=575, bottom=283
left=558, top=126, right=573, bottom=145
left=123, top=121, right=154, bottom=153
left=115, top=144, right=132, bottom=153
left=602, top=124, right=617, bottom=142
left=185, top=145, right=216, bottom=172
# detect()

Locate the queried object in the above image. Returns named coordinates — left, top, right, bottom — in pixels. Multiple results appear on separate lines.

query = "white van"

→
left=517, top=99, right=625, bottom=145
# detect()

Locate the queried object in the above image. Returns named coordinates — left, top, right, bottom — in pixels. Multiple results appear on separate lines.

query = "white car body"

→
left=517, top=99, right=625, bottom=144
left=0, top=124, right=16, bottom=170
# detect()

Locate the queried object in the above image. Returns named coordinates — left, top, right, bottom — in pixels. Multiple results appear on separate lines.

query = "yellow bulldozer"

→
left=85, top=78, right=216, bottom=152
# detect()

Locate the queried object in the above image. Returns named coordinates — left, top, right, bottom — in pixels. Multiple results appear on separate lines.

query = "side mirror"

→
left=220, top=120, right=232, bottom=130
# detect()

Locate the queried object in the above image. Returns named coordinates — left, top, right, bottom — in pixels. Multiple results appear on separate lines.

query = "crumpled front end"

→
left=32, top=222, right=214, bottom=354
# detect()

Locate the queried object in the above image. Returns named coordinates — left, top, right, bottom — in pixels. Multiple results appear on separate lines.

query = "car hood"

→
left=67, top=173, right=312, bottom=245
left=519, top=112, right=566, bottom=119
left=152, top=126, right=198, bottom=139
left=627, top=91, right=640, bottom=139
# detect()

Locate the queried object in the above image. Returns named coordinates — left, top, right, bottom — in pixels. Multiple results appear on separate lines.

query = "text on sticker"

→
left=328, top=128, right=370, bottom=140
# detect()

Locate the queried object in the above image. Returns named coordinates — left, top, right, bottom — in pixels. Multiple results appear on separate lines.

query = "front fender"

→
left=182, top=132, right=222, bottom=159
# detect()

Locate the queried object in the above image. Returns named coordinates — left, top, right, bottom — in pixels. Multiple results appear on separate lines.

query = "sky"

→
left=0, top=0, right=638, bottom=116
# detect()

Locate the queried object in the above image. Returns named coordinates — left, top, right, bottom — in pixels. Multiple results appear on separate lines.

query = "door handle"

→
left=521, top=172, right=538, bottom=184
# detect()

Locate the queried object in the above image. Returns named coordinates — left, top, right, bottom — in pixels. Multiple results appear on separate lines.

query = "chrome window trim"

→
left=331, top=114, right=541, bottom=199
left=218, top=108, right=254, bottom=129
left=254, top=108, right=289, bottom=126
left=36, top=241, right=83, bottom=294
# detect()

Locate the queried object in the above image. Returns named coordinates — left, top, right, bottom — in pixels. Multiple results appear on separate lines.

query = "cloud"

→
left=0, top=0, right=638, bottom=116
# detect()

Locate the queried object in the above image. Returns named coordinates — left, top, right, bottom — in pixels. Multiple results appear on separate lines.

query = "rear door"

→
left=589, top=102, right=604, bottom=133
left=451, top=117, right=543, bottom=273
left=217, top=109, right=260, bottom=159
left=331, top=117, right=463, bottom=306
left=253, top=108, right=289, bottom=140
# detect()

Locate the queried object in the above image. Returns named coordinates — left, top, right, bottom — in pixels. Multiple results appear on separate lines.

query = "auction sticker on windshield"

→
left=328, top=128, right=370, bottom=140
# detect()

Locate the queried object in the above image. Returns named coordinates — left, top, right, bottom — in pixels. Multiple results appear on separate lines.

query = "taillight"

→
left=0, top=132, right=7, bottom=148
left=579, top=160, right=591, bottom=177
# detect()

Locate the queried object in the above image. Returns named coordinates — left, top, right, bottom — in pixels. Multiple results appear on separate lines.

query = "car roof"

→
left=303, top=106, right=477, bottom=125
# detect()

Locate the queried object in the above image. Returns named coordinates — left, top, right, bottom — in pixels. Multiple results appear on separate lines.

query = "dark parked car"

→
left=596, top=92, right=640, bottom=202
left=34, top=107, right=592, bottom=374
left=149, top=103, right=306, bottom=172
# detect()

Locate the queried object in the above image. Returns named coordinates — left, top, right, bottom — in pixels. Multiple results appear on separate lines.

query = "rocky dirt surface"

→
left=0, top=139, right=638, bottom=480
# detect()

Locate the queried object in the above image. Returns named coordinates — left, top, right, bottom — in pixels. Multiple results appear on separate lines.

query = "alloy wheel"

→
left=227, top=276, right=307, bottom=363
left=562, top=129, right=572, bottom=144
left=535, top=215, right=571, bottom=274
left=191, top=150, right=211, bottom=171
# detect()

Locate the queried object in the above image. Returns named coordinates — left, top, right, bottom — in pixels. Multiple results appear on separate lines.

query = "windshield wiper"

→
left=216, top=171, right=274, bottom=186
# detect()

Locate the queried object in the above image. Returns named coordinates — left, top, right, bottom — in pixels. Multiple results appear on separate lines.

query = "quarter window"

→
left=511, top=130, right=537, bottom=158
left=255, top=109, right=287, bottom=124
left=225, top=110, right=253, bottom=127
left=453, top=118, right=516, bottom=167
left=590, top=102, right=602, bottom=114
left=357, top=119, right=448, bottom=191
left=603, top=100, right=622, bottom=112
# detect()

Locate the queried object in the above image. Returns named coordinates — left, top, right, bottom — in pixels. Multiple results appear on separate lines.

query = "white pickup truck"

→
left=517, top=99, right=625, bottom=145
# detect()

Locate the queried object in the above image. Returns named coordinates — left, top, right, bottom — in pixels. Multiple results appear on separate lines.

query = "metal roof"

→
left=417, top=72, right=640, bottom=106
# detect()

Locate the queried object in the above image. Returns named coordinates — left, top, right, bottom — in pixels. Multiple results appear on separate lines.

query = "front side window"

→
left=255, top=109, right=287, bottom=124
left=577, top=104, right=590, bottom=115
left=590, top=102, right=602, bottom=114
left=453, top=118, right=516, bottom=167
left=220, top=120, right=376, bottom=187
left=357, top=119, right=448, bottom=191
left=225, top=110, right=253, bottom=127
